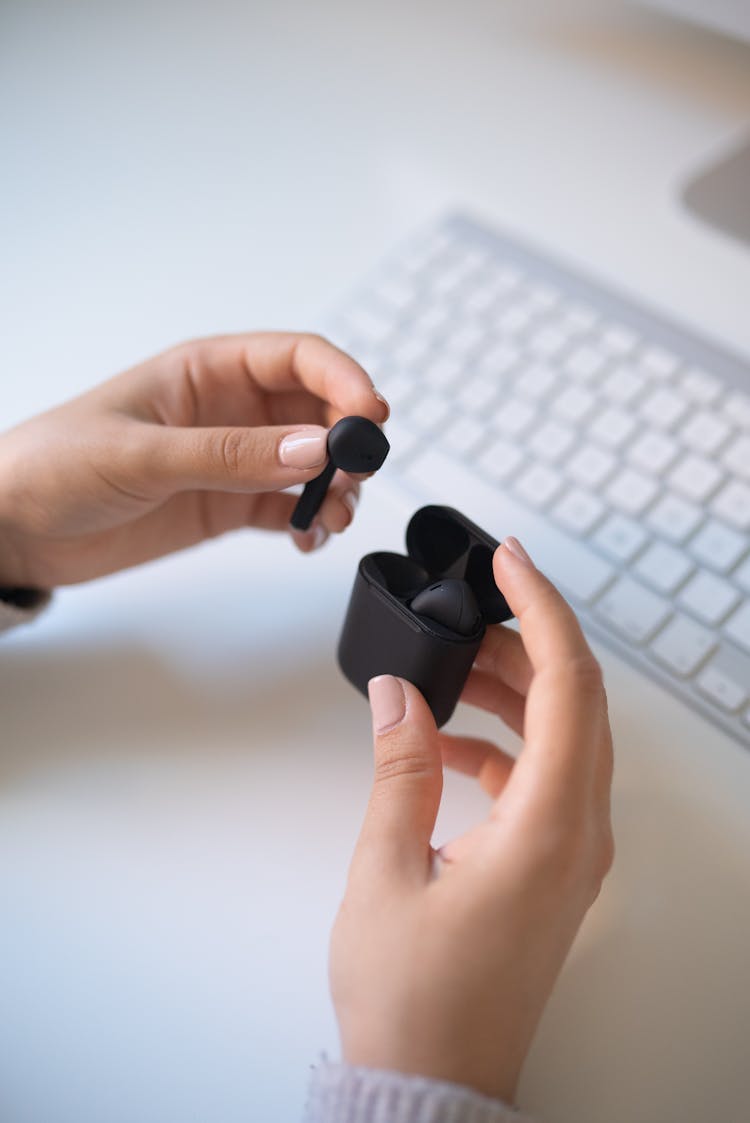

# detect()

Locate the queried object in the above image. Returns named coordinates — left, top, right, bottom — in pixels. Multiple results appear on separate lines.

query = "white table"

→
left=2, top=2, right=750, bottom=1120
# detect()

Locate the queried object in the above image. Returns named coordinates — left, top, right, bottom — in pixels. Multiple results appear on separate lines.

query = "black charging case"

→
left=337, top=505, right=514, bottom=727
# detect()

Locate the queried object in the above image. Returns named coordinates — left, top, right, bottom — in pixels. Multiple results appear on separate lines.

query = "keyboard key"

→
left=478, top=340, right=521, bottom=377
left=600, top=324, right=639, bottom=355
left=735, top=556, right=750, bottom=594
left=373, top=275, right=417, bottom=313
left=593, top=513, right=648, bottom=562
left=605, top=468, right=659, bottom=516
left=552, top=385, right=596, bottom=424
left=476, top=437, right=524, bottom=482
left=634, top=541, right=693, bottom=593
left=527, top=325, right=569, bottom=359
left=640, top=387, right=689, bottom=429
left=443, top=321, right=486, bottom=358
left=668, top=454, right=724, bottom=503
left=566, top=444, right=616, bottom=487
left=721, top=434, right=750, bottom=480
left=514, top=463, right=562, bottom=508
left=529, top=419, right=575, bottom=462
left=680, top=366, right=721, bottom=404
left=404, top=448, right=614, bottom=603
left=564, top=345, right=607, bottom=381
left=688, top=519, right=747, bottom=573
left=696, top=664, right=747, bottom=713
left=443, top=415, right=485, bottom=457
left=595, top=577, right=671, bottom=644
left=711, top=480, right=750, bottom=531
left=426, top=354, right=463, bottom=388
left=650, top=614, right=715, bottom=676
left=679, top=411, right=731, bottom=455
left=458, top=375, right=498, bottom=414
left=627, top=429, right=678, bottom=475
left=409, top=393, right=452, bottom=432
left=646, top=493, right=703, bottom=542
left=497, top=301, right=535, bottom=335
left=639, top=345, right=680, bottom=380
left=524, top=281, right=561, bottom=311
left=722, top=390, right=750, bottom=430
left=601, top=364, right=646, bottom=405
left=492, top=397, right=537, bottom=438
left=392, top=335, right=431, bottom=369
left=589, top=407, right=636, bottom=449
left=678, top=570, right=741, bottom=625
left=724, top=602, right=750, bottom=655
left=553, top=488, right=606, bottom=534
left=559, top=301, right=598, bottom=334
left=517, top=362, right=558, bottom=400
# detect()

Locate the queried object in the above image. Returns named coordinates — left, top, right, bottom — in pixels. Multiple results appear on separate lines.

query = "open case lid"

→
left=405, top=505, right=513, bottom=625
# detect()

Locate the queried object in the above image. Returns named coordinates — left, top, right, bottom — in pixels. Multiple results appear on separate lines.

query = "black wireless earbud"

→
left=290, top=415, right=390, bottom=531
left=410, top=578, right=482, bottom=637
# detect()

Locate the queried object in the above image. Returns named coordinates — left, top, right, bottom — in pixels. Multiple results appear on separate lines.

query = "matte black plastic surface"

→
left=337, top=505, right=513, bottom=727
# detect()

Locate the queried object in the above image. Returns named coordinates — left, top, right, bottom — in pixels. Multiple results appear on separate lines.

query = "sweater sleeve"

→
left=0, top=587, right=51, bottom=634
left=303, top=1061, right=536, bottom=1123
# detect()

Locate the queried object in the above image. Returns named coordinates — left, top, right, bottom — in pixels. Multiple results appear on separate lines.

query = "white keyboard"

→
left=328, top=214, right=750, bottom=751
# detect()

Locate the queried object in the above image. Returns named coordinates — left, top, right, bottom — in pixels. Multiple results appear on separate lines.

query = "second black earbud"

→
left=410, top=578, right=482, bottom=637
left=290, top=416, right=390, bottom=531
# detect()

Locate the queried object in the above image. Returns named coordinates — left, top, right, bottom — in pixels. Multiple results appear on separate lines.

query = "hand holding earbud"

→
left=0, top=333, right=390, bottom=589
left=290, top=416, right=390, bottom=531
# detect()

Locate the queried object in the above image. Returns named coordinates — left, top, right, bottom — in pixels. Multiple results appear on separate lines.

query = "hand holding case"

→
left=337, top=505, right=514, bottom=727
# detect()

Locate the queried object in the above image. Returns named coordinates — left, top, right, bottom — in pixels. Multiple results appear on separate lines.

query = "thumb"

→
left=352, top=676, right=443, bottom=886
left=138, top=422, right=331, bottom=495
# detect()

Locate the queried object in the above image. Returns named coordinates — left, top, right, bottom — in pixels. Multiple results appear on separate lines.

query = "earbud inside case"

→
left=337, top=505, right=514, bottom=727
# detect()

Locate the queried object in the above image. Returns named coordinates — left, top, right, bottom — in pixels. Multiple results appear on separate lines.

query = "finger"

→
left=289, top=472, right=360, bottom=551
left=142, top=333, right=390, bottom=427
left=317, top=471, right=360, bottom=535
left=472, top=623, right=533, bottom=697
left=138, top=421, right=339, bottom=496
left=438, top=734, right=516, bottom=798
left=460, top=668, right=526, bottom=736
left=491, top=539, right=608, bottom=810
left=350, top=677, right=442, bottom=887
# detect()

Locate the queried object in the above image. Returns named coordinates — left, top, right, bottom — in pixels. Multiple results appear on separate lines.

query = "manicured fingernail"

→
left=342, top=489, right=358, bottom=520
left=503, top=536, right=534, bottom=566
left=279, top=429, right=328, bottom=469
left=368, top=675, right=406, bottom=734
left=309, top=524, right=329, bottom=551
left=371, top=385, right=390, bottom=419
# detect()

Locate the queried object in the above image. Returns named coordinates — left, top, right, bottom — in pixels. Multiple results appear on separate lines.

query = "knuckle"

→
left=218, top=428, right=246, bottom=478
left=561, top=653, right=605, bottom=695
left=373, top=740, right=435, bottom=786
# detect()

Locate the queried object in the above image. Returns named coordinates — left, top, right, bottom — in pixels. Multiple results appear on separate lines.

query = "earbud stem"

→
left=290, top=460, right=336, bottom=531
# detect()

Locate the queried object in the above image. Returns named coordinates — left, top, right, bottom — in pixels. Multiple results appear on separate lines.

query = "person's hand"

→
left=330, top=537, right=614, bottom=1103
left=0, top=333, right=388, bottom=588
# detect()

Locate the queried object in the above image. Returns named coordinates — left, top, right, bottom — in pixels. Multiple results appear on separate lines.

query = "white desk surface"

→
left=2, top=2, right=750, bottom=1121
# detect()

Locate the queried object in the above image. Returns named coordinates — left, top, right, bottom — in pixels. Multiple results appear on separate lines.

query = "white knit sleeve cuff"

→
left=304, top=1061, right=535, bottom=1123
left=0, top=587, right=51, bottom=634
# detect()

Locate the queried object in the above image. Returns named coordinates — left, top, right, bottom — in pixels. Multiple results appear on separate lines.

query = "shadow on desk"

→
left=0, top=640, right=354, bottom=786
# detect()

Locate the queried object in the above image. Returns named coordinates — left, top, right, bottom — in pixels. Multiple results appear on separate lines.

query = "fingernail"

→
left=503, top=536, right=534, bottom=566
left=290, top=523, right=329, bottom=552
left=368, top=675, right=406, bottom=734
left=342, top=489, right=358, bottom=520
left=371, top=385, right=390, bottom=419
left=279, top=429, right=328, bottom=469
left=310, top=524, right=328, bottom=550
